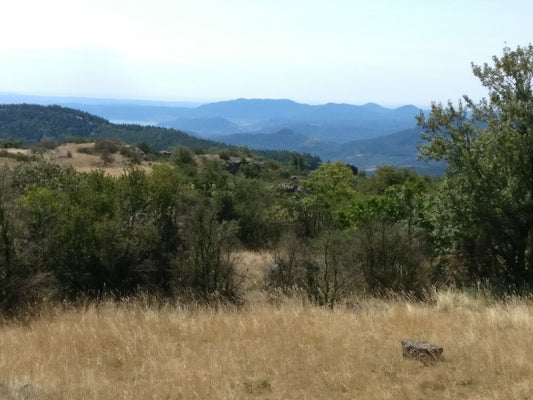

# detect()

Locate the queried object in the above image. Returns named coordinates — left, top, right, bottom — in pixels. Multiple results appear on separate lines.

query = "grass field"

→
left=0, top=290, right=532, bottom=400
left=0, top=143, right=152, bottom=177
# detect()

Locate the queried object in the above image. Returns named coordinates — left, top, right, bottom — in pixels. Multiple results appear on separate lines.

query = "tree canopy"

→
left=418, top=44, right=533, bottom=290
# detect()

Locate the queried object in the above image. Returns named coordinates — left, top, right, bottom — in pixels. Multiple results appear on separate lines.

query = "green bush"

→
left=352, top=221, right=430, bottom=297
left=31, top=138, right=59, bottom=153
left=218, top=149, right=231, bottom=161
left=65, top=136, right=92, bottom=144
left=119, top=146, right=143, bottom=164
left=177, top=200, right=241, bottom=301
left=170, top=146, right=195, bottom=166
left=0, top=139, right=23, bottom=149
left=94, top=139, right=119, bottom=154
left=266, top=230, right=363, bottom=307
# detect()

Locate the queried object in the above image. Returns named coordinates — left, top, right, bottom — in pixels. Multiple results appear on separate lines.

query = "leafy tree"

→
left=290, top=152, right=321, bottom=171
left=355, top=165, right=422, bottom=195
left=290, top=162, right=356, bottom=237
left=340, top=177, right=430, bottom=295
left=418, top=45, right=533, bottom=290
left=178, top=199, right=240, bottom=299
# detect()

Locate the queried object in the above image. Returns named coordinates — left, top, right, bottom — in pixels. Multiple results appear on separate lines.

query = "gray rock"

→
left=18, top=383, right=44, bottom=399
left=401, top=340, right=443, bottom=362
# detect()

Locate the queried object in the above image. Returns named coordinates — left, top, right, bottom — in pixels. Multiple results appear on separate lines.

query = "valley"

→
left=0, top=94, right=443, bottom=174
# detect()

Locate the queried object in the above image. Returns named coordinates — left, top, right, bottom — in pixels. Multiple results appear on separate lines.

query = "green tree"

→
left=291, top=162, right=356, bottom=237
left=341, top=178, right=430, bottom=295
left=418, top=45, right=533, bottom=290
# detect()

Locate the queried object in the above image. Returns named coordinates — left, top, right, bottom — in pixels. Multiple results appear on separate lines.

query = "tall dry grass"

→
left=0, top=291, right=531, bottom=399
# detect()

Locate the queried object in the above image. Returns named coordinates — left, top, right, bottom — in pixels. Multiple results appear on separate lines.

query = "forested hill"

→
left=0, top=104, right=228, bottom=150
left=0, top=104, right=107, bottom=142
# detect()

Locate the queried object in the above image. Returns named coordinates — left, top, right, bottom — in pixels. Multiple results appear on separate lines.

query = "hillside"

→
left=0, top=104, right=227, bottom=151
left=219, top=128, right=336, bottom=153
left=0, top=102, right=441, bottom=174
left=335, top=127, right=445, bottom=173
left=218, top=127, right=444, bottom=174
left=11, top=96, right=421, bottom=142
left=0, top=104, right=107, bottom=143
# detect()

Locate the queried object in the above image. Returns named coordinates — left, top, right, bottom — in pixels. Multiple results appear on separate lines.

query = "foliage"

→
left=177, top=200, right=240, bottom=300
left=0, top=104, right=107, bottom=143
left=170, top=146, right=195, bottom=166
left=351, top=221, right=430, bottom=296
left=289, top=162, right=356, bottom=237
left=31, top=137, right=59, bottom=153
left=355, top=165, right=424, bottom=194
left=290, top=152, right=321, bottom=171
left=253, top=149, right=321, bottom=169
left=418, top=45, right=533, bottom=291
left=0, top=138, right=23, bottom=148
left=266, top=230, right=363, bottom=307
left=93, top=124, right=227, bottom=152
left=0, top=104, right=229, bottom=153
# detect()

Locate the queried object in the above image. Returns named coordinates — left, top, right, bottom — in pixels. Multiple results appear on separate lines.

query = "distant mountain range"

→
left=0, top=94, right=444, bottom=174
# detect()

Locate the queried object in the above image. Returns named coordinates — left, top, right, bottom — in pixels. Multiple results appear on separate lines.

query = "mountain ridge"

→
left=0, top=94, right=423, bottom=142
left=0, top=97, right=442, bottom=175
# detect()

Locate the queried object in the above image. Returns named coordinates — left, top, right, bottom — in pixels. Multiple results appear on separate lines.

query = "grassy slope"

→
left=0, top=143, right=153, bottom=177
left=0, top=290, right=531, bottom=399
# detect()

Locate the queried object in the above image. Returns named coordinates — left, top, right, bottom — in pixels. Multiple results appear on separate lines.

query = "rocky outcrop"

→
left=401, top=340, right=443, bottom=362
left=222, top=159, right=243, bottom=174
left=345, top=163, right=358, bottom=175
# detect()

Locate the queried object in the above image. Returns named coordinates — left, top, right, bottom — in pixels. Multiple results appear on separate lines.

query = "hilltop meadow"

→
left=1, top=45, right=533, bottom=398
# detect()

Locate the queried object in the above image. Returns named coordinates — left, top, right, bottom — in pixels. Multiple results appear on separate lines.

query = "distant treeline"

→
left=93, top=124, right=228, bottom=151
left=253, top=149, right=321, bottom=169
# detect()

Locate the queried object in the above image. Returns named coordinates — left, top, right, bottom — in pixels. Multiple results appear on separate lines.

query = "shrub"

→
left=65, top=136, right=91, bottom=144
left=99, top=149, right=114, bottom=164
left=266, top=230, right=362, bottom=307
left=352, top=221, right=430, bottom=297
left=177, top=201, right=241, bottom=301
left=94, top=139, right=119, bottom=155
left=191, top=147, right=205, bottom=155
left=218, top=150, right=231, bottom=161
left=170, top=146, right=195, bottom=166
left=77, top=146, right=94, bottom=155
left=31, top=138, right=59, bottom=153
left=0, top=139, right=23, bottom=149
left=266, top=233, right=309, bottom=290
left=119, top=146, right=143, bottom=164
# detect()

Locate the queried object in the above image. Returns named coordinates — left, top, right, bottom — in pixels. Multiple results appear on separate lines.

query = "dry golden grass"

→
left=234, top=250, right=273, bottom=290
left=0, top=143, right=153, bottom=177
left=0, top=158, right=19, bottom=169
left=0, top=148, right=30, bottom=170
left=0, top=291, right=532, bottom=399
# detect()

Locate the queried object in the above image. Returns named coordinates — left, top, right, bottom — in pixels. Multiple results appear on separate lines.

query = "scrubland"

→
left=0, top=143, right=152, bottom=177
left=0, top=289, right=532, bottom=400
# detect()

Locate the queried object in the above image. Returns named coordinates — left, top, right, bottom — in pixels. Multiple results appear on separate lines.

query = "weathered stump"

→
left=401, top=340, right=443, bottom=362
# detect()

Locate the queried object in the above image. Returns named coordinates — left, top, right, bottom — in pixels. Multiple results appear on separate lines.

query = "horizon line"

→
left=0, top=91, right=428, bottom=110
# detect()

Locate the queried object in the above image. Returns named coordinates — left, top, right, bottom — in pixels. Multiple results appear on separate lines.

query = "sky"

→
left=1, top=0, right=532, bottom=107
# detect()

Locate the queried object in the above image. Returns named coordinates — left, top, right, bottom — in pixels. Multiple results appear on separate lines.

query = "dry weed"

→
left=0, top=292, right=531, bottom=399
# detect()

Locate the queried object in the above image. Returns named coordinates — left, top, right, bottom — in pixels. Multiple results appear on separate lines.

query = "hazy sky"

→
left=1, top=0, right=532, bottom=107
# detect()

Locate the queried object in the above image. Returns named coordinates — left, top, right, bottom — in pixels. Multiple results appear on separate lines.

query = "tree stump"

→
left=401, top=340, right=443, bottom=362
